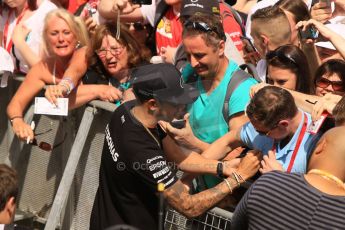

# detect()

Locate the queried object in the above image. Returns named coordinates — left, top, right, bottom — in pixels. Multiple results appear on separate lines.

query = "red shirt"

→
left=155, top=7, right=183, bottom=55
left=220, top=3, right=243, bottom=51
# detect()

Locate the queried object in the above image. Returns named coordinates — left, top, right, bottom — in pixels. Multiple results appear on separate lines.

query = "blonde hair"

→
left=42, top=8, right=90, bottom=57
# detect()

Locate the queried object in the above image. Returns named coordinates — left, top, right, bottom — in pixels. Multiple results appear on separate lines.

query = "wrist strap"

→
left=9, top=116, right=23, bottom=125
left=217, top=161, right=225, bottom=178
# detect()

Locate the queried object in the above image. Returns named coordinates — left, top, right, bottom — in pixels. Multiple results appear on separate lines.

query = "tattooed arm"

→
left=164, top=177, right=239, bottom=218
left=163, top=150, right=261, bottom=218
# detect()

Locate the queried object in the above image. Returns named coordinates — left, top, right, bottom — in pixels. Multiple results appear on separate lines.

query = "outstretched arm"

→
left=7, top=63, right=46, bottom=142
left=164, top=150, right=261, bottom=218
left=68, top=84, right=123, bottom=110
left=45, top=47, right=88, bottom=104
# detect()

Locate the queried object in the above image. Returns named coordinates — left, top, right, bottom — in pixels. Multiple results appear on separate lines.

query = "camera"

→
left=131, top=0, right=152, bottom=5
left=170, top=119, right=186, bottom=129
left=298, top=26, right=318, bottom=40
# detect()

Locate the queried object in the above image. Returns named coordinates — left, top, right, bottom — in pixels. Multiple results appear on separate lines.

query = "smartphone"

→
left=131, top=0, right=152, bottom=5
left=298, top=26, right=319, bottom=40
left=240, top=36, right=257, bottom=53
left=170, top=119, right=186, bottom=129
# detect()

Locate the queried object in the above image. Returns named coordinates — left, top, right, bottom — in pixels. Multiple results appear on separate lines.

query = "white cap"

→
left=315, top=23, right=345, bottom=50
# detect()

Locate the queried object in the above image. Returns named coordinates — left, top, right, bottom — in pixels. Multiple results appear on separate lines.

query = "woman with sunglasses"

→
left=315, top=59, right=345, bottom=97
left=266, top=44, right=313, bottom=94
left=7, top=9, right=90, bottom=143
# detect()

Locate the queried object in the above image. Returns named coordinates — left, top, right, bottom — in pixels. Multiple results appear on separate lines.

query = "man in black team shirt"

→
left=90, top=63, right=261, bottom=230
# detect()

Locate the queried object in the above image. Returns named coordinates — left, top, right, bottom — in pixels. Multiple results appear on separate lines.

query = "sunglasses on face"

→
left=125, top=22, right=145, bottom=31
left=96, top=46, right=124, bottom=58
left=316, top=77, right=344, bottom=92
left=183, top=21, right=226, bottom=40
left=266, top=48, right=297, bottom=66
left=255, top=123, right=278, bottom=136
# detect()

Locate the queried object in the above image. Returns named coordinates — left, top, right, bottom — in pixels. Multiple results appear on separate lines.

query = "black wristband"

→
left=216, top=161, right=225, bottom=178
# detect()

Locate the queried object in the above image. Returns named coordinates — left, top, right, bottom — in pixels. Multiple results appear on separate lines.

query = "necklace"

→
left=131, top=108, right=161, bottom=148
left=52, top=61, right=56, bottom=85
left=308, top=169, right=345, bottom=190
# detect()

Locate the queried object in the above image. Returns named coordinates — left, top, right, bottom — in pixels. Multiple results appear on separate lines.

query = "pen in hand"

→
left=26, top=121, right=35, bottom=144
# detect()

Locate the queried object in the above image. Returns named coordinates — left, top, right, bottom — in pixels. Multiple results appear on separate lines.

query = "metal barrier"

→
left=0, top=75, right=233, bottom=230
left=165, top=207, right=232, bottom=230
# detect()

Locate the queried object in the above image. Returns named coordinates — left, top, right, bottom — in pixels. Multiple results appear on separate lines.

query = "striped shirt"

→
left=231, top=171, right=345, bottom=230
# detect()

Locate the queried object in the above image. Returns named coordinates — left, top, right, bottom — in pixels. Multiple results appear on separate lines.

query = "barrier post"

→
left=44, top=106, right=97, bottom=230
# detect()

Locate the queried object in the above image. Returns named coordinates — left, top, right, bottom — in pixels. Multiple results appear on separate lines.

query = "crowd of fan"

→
left=1, top=0, right=345, bottom=229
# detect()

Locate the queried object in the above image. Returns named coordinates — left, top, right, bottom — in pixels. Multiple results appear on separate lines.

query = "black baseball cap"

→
left=132, top=63, right=199, bottom=105
left=181, top=0, right=220, bottom=18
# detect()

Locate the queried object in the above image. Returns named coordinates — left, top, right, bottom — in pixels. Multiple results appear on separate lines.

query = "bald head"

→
left=308, top=127, right=345, bottom=173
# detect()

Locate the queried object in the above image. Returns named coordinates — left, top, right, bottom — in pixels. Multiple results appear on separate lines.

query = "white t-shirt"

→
left=140, top=0, right=159, bottom=26
left=256, top=59, right=267, bottom=82
left=0, top=0, right=57, bottom=73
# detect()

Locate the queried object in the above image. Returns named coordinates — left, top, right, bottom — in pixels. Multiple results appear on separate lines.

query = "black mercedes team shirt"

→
left=90, top=101, right=178, bottom=230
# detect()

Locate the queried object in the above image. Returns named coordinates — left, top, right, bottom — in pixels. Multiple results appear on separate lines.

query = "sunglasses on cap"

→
left=316, top=77, right=344, bottom=92
left=266, top=48, right=297, bottom=66
left=183, top=21, right=226, bottom=40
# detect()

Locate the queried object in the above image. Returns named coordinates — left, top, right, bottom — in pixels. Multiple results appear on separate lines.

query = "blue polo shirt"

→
left=240, top=111, right=321, bottom=173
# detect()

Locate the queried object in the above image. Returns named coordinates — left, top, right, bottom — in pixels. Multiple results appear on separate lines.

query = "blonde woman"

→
left=7, top=8, right=89, bottom=142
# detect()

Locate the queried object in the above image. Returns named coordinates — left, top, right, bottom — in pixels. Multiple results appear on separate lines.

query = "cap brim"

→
left=155, top=84, right=200, bottom=105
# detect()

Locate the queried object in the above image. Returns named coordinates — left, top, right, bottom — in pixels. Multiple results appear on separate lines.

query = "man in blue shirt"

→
left=201, top=86, right=321, bottom=174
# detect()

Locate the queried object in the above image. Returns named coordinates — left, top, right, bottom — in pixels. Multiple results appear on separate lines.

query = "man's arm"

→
left=201, top=129, right=244, bottom=160
left=160, top=115, right=210, bottom=152
left=229, top=113, right=249, bottom=132
left=164, top=150, right=261, bottom=218
left=163, top=134, right=236, bottom=176
left=164, top=177, right=238, bottom=218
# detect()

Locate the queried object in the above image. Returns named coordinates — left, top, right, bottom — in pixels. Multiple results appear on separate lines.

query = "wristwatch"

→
left=217, top=161, right=226, bottom=178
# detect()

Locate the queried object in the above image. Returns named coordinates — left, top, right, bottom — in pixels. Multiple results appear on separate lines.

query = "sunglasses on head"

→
left=266, top=48, right=297, bottom=66
left=316, top=77, right=344, bottom=92
left=183, top=21, right=226, bottom=40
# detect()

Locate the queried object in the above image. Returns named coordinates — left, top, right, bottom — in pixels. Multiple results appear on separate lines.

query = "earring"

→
left=75, top=41, right=81, bottom=49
